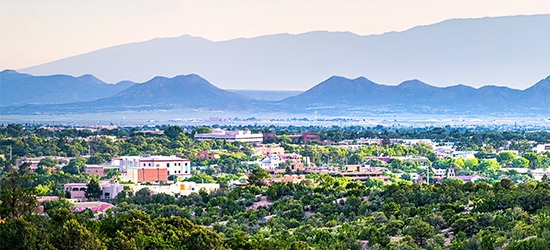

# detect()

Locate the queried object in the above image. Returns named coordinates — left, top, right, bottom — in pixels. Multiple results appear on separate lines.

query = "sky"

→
left=1, top=0, right=549, bottom=74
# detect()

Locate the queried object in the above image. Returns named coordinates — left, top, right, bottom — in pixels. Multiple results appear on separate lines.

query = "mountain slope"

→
left=95, top=74, right=249, bottom=109
left=280, top=75, right=550, bottom=115
left=0, top=70, right=134, bottom=106
left=19, top=14, right=550, bottom=90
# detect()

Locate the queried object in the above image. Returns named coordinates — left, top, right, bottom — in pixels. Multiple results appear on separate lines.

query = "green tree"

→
left=247, top=167, right=270, bottom=187
left=164, top=126, right=184, bottom=139
left=496, top=151, right=515, bottom=166
left=62, top=157, right=86, bottom=175
left=50, top=217, right=105, bottom=250
left=0, top=169, right=37, bottom=219
left=523, top=152, right=542, bottom=169
left=85, top=178, right=102, bottom=201
left=404, top=219, right=435, bottom=247
left=512, top=157, right=529, bottom=168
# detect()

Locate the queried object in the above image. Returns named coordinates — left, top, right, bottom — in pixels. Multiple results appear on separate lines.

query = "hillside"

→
left=96, top=74, right=249, bottom=109
left=280, top=75, right=550, bottom=115
left=0, top=70, right=134, bottom=106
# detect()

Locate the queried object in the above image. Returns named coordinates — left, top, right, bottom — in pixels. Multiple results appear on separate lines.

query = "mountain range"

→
left=0, top=70, right=133, bottom=106
left=18, top=14, right=550, bottom=90
left=1, top=70, right=549, bottom=116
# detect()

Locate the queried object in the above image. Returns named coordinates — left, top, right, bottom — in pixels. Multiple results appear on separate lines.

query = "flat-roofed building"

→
left=116, top=155, right=191, bottom=178
left=194, top=129, right=263, bottom=143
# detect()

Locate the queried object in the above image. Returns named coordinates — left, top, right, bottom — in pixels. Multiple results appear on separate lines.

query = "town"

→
left=1, top=123, right=550, bottom=249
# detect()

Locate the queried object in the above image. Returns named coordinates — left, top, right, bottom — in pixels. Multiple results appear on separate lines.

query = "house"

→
left=71, top=202, right=115, bottom=213
left=63, top=182, right=126, bottom=201
left=254, top=144, right=285, bottom=157
left=196, top=150, right=218, bottom=159
left=260, top=154, right=281, bottom=170
left=84, top=165, right=106, bottom=177
left=64, top=183, right=88, bottom=202
left=447, top=167, right=485, bottom=182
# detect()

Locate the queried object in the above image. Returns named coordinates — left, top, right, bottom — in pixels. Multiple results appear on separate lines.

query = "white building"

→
left=132, top=182, right=220, bottom=197
left=260, top=154, right=282, bottom=170
left=194, top=129, right=263, bottom=143
left=534, top=144, right=550, bottom=153
left=116, top=155, right=191, bottom=178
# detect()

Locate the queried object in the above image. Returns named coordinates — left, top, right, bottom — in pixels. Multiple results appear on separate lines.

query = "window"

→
left=166, top=163, right=170, bottom=168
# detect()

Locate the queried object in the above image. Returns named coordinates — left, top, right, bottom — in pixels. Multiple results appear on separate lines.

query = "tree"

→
left=512, top=157, right=529, bottom=168
left=404, top=219, right=435, bottom=247
left=133, top=188, right=153, bottom=205
left=0, top=168, right=37, bottom=219
left=164, top=126, right=184, bottom=139
left=85, top=178, right=102, bottom=201
left=523, top=152, right=542, bottom=169
left=194, top=127, right=212, bottom=134
left=496, top=151, right=515, bottom=166
left=62, top=157, right=86, bottom=175
left=464, top=158, right=479, bottom=171
left=247, top=167, right=270, bottom=187
left=50, top=217, right=105, bottom=250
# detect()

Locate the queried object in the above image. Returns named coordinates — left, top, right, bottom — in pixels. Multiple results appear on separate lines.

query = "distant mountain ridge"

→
left=94, top=74, right=249, bottom=109
left=19, top=14, right=550, bottom=90
left=0, top=70, right=134, bottom=106
left=279, top=75, right=550, bottom=115
left=1, top=71, right=549, bottom=116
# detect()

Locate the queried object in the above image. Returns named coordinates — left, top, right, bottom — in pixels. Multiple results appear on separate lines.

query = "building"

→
left=64, top=183, right=88, bottom=202
left=534, top=144, right=550, bottom=153
left=447, top=167, right=485, bottom=182
left=336, top=171, right=390, bottom=183
left=194, top=129, right=263, bottom=143
left=288, top=132, right=321, bottom=143
left=116, top=155, right=191, bottom=182
left=260, top=154, right=281, bottom=170
left=84, top=165, right=106, bottom=177
left=127, top=167, right=169, bottom=183
left=264, top=175, right=307, bottom=185
left=100, top=183, right=125, bottom=199
left=253, top=144, right=285, bottom=157
left=132, top=182, right=220, bottom=197
left=71, top=202, right=115, bottom=213
left=64, top=182, right=126, bottom=201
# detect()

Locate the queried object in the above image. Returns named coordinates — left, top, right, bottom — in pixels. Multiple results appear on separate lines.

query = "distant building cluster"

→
left=194, top=129, right=263, bottom=143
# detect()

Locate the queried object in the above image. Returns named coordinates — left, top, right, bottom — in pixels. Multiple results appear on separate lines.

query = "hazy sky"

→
left=1, top=0, right=549, bottom=71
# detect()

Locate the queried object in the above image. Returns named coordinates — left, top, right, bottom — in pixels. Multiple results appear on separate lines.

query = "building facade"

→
left=116, top=155, right=191, bottom=182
